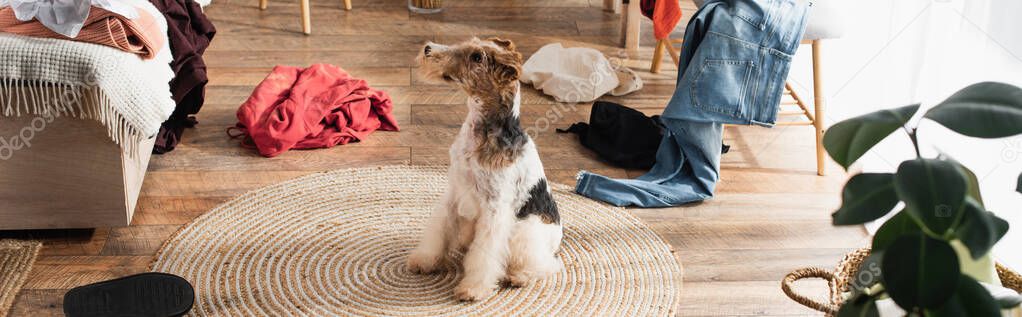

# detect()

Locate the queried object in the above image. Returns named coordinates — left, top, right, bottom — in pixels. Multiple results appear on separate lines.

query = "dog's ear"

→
left=491, top=49, right=522, bottom=83
left=487, top=37, right=516, bottom=52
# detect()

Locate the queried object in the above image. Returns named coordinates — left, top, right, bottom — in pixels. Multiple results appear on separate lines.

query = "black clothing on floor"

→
left=557, top=101, right=666, bottom=170
left=150, top=0, right=216, bottom=154
left=558, top=101, right=729, bottom=170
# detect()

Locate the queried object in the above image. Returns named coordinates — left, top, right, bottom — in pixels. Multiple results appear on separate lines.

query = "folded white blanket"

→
left=0, top=0, right=174, bottom=154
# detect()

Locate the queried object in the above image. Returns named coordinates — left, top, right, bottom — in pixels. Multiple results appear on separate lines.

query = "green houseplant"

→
left=822, top=82, right=1022, bottom=316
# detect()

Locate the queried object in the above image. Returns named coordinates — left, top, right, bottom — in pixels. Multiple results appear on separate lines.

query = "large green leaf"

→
left=832, top=173, right=900, bottom=225
left=923, top=275, right=1001, bottom=317
left=837, top=292, right=880, bottom=317
left=923, top=82, right=1022, bottom=138
left=954, top=199, right=1010, bottom=259
left=823, top=104, right=920, bottom=170
left=872, top=212, right=922, bottom=252
left=882, top=234, right=960, bottom=309
left=940, top=155, right=984, bottom=208
left=894, top=159, right=968, bottom=235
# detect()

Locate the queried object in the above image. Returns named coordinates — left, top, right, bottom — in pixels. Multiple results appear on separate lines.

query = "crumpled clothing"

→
left=0, top=0, right=138, bottom=38
left=149, top=0, right=215, bottom=154
left=574, top=0, right=809, bottom=208
left=557, top=101, right=664, bottom=170
left=520, top=43, right=642, bottom=103
left=576, top=118, right=722, bottom=207
left=233, top=64, right=400, bottom=158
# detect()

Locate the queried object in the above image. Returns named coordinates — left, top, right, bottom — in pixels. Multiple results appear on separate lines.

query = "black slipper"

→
left=63, top=272, right=194, bottom=317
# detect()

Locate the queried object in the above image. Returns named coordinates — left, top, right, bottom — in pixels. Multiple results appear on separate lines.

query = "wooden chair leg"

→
left=343, top=0, right=351, bottom=10
left=623, top=0, right=641, bottom=55
left=604, top=0, right=621, bottom=13
left=650, top=40, right=665, bottom=73
left=664, top=39, right=681, bottom=67
left=811, top=40, right=826, bottom=176
left=259, top=0, right=268, bottom=10
left=300, top=0, right=311, bottom=35
left=651, top=38, right=682, bottom=73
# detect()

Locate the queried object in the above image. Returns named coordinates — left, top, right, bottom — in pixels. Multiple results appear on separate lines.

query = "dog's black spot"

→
left=474, top=109, right=527, bottom=167
left=485, top=113, right=526, bottom=149
left=516, top=179, right=559, bottom=224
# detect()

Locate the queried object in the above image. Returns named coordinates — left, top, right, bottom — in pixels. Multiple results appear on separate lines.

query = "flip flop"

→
left=63, top=272, right=194, bottom=317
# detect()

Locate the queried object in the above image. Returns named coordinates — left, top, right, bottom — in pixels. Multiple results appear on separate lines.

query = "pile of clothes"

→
left=231, top=64, right=400, bottom=158
left=0, top=0, right=164, bottom=58
left=558, top=101, right=731, bottom=171
left=521, top=43, right=642, bottom=103
left=149, top=0, right=215, bottom=153
left=571, top=0, right=810, bottom=207
left=558, top=101, right=666, bottom=170
left=0, top=0, right=215, bottom=154
left=517, top=0, right=683, bottom=103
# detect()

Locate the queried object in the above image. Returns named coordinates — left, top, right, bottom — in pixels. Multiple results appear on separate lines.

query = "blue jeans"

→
left=574, top=0, right=809, bottom=207
left=575, top=118, right=722, bottom=207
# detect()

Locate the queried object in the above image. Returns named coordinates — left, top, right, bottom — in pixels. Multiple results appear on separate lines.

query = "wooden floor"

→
left=2, top=0, right=868, bottom=315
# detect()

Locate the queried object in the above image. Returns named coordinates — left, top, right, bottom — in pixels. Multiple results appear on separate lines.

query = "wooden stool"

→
left=0, top=116, right=154, bottom=229
left=259, top=0, right=352, bottom=35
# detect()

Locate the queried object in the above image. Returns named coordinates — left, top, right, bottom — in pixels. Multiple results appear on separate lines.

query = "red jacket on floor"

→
left=234, top=64, right=400, bottom=157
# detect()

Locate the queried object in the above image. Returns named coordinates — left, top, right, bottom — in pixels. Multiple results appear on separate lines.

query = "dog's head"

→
left=416, top=37, right=523, bottom=93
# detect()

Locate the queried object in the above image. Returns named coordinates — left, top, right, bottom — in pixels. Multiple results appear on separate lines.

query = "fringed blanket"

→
left=0, top=0, right=174, bottom=154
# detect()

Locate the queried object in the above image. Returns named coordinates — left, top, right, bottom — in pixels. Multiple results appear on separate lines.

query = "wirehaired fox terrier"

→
left=407, top=37, right=563, bottom=301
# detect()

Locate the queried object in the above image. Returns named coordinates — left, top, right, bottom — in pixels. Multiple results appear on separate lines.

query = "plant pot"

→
left=408, top=0, right=442, bottom=14
left=781, top=247, right=1022, bottom=316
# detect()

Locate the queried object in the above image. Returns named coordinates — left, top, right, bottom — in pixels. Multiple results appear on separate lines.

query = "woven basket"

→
left=781, top=247, right=1022, bottom=316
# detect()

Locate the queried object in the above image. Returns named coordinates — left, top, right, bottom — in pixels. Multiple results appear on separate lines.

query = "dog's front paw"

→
left=454, top=282, right=495, bottom=301
left=507, top=272, right=532, bottom=288
left=407, top=252, right=441, bottom=274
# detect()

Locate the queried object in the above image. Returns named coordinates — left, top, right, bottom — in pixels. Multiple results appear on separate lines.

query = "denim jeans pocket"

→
left=690, top=59, right=756, bottom=118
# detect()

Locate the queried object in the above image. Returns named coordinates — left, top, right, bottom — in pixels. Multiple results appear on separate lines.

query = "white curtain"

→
left=787, top=0, right=1022, bottom=269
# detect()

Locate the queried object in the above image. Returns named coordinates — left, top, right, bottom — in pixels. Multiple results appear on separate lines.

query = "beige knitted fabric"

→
left=151, top=165, right=683, bottom=316
left=0, top=240, right=41, bottom=317
left=0, top=0, right=174, bottom=150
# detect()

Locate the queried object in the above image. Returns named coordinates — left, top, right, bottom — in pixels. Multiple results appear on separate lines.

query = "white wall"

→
left=787, top=0, right=1022, bottom=269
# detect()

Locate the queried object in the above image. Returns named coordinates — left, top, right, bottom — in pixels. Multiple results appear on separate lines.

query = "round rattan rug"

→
left=151, top=165, right=681, bottom=316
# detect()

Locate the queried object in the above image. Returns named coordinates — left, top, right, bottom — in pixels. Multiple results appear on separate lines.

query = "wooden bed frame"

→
left=0, top=116, right=153, bottom=230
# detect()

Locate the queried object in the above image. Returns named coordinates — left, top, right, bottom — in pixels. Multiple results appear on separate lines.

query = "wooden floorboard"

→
left=1, top=0, right=863, bottom=315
